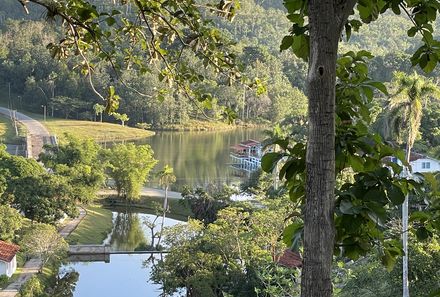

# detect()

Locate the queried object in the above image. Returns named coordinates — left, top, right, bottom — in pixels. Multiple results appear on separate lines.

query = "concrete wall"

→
left=0, top=256, right=16, bottom=277
left=0, top=261, right=6, bottom=277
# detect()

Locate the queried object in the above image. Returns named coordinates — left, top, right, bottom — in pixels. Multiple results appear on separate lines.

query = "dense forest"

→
left=1, top=0, right=439, bottom=140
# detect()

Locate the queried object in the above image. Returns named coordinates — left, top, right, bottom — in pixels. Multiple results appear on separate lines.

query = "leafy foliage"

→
left=0, top=204, right=22, bottom=241
left=40, top=134, right=105, bottom=203
left=180, top=185, right=232, bottom=224
left=262, top=51, right=425, bottom=270
left=104, top=143, right=157, bottom=200
left=152, top=200, right=298, bottom=297
left=20, top=223, right=68, bottom=271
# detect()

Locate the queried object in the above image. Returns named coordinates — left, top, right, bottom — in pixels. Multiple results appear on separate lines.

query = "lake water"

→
left=60, top=254, right=169, bottom=297
left=60, top=129, right=266, bottom=296
left=61, top=209, right=185, bottom=297
left=137, top=128, right=265, bottom=189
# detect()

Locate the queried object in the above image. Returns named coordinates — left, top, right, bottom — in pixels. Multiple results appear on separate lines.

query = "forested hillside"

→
left=0, top=0, right=440, bottom=139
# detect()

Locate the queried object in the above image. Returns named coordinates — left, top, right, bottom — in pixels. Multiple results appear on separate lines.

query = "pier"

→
left=230, top=139, right=262, bottom=173
left=68, top=245, right=169, bottom=263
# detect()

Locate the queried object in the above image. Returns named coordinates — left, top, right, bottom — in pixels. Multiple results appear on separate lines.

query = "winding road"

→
left=0, top=107, right=50, bottom=158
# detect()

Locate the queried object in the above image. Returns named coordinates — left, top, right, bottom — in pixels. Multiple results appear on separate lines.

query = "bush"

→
left=135, top=122, right=151, bottom=130
left=0, top=274, right=9, bottom=289
left=20, top=275, right=43, bottom=297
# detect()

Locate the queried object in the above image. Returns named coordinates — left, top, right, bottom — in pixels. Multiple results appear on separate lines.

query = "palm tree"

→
left=156, top=165, right=176, bottom=249
left=386, top=71, right=440, bottom=297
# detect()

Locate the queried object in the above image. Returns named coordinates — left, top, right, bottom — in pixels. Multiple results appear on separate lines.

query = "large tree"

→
left=277, top=2, right=440, bottom=296
left=105, top=143, right=157, bottom=200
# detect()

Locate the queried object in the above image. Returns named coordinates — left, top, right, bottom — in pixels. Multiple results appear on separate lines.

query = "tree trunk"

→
left=100, top=113, right=103, bottom=122
left=156, top=185, right=168, bottom=249
left=301, top=1, right=356, bottom=296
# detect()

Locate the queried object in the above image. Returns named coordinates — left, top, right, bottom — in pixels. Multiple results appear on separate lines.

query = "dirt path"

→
left=0, top=107, right=50, bottom=158
left=0, top=208, right=86, bottom=297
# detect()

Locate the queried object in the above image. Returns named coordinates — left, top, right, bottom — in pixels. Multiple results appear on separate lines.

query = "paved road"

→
left=0, top=208, right=86, bottom=297
left=0, top=107, right=50, bottom=158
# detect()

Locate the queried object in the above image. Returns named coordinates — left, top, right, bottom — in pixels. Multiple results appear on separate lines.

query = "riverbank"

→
left=68, top=197, right=192, bottom=246
left=41, top=118, right=155, bottom=142
left=152, top=119, right=266, bottom=132
left=0, top=108, right=155, bottom=143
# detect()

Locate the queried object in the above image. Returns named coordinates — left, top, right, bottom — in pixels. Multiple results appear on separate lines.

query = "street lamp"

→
left=41, top=105, right=46, bottom=122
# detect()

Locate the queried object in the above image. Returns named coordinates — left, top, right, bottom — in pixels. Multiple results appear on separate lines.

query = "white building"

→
left=0, top=240, right=20, bottom=278
left=409, top=153, right=440, bottom=173
left=388, top=152, right=440, bottom=174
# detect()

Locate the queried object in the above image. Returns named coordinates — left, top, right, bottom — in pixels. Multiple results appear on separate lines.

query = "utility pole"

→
left=41, top=105, right=47, bottom=121
left=12, top=110, right=18, bottom=136
left=402, top=152, right=410, bottom=297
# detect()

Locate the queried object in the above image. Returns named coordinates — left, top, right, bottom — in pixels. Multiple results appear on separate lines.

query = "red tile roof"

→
left=277, top=249, right=302, bottom=268
left=240, top=139, right=260, bottom=147
left=0, top=240, right=19, bottom=262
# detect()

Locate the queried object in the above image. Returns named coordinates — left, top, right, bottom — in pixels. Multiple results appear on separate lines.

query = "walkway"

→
left=0, top=208, right=86, bottom=297
left=0, top=108, right=50, bottom=158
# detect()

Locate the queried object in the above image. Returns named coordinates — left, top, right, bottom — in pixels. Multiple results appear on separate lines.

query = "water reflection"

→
left=137, top=129, right=265, bottom=189
left=61, top=208, right=185, bottom=296
left=61, top=254, right=166, bottom=297
left=107, top=213, right=148, bottom=251
left=104, top=210, right=184, bottom=252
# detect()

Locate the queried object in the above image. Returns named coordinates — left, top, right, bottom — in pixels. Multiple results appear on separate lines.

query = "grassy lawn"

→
left=67, top=205, right=113, bottom=245
left=5, top=109, right=155, bottom=142
left=44, top=119, right=154, bottom=142
left=100, top=195, right=193, bottom=220
left=0, top=114, right=26, bottom=144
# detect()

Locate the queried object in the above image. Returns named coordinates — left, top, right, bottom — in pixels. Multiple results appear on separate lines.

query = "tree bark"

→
left=301, top=1, right=356, bottom=296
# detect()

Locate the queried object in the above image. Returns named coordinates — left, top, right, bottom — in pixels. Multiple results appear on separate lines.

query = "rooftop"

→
left=277, top=249, right=302, bottom=268
left=0, top=240, right=20, bottom=262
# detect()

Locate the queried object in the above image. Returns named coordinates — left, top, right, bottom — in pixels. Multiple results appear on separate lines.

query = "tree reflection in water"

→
left=109, top=212, right=148, bottom=251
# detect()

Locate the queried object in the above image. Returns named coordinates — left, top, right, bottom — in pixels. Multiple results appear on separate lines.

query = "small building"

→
left=0, top=240, right=20, bottom=277
left=230, top=139, right=262, bottom=173
left=387, top=152, right=440, bottom=174
left=408, top=152, right=440, bottom=173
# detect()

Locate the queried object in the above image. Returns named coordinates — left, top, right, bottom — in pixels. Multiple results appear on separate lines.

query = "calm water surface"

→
left=61, top=209, right=185, bottom=297
left=137, top=128, right=265, bottom=189
left=61, top=254, right=169, bottom=297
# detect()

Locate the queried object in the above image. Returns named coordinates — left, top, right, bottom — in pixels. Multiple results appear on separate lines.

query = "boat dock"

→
left=229, top=139, right=262, bottom=173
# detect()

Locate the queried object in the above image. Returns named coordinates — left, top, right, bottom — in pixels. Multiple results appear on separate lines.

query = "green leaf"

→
left=381, top=251, right=397, bottom=272
left=339, top=200, right=358, bottom=215
left=415, top=227, right=432, bottom=241
left=366, top=81, right=388, bottom=95
left=410, top=211, right=431, bottom=223
left=292, top=34, right=309, bottom=61
left=280, top=35, right=294, bottom=51
left=283, top=222, right=303, bottom=249
left=348, top=155, right=364, bottom=172
left=387, top=184, right=405, bottom=205
left=261, top=152, right=283, bottom=172
left=407, top=27, right=418, bottom=37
